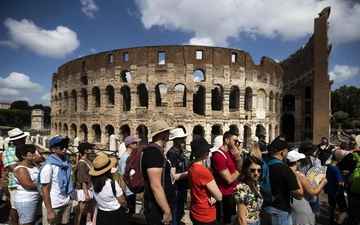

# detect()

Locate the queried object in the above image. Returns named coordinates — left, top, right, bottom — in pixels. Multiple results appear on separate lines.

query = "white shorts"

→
left=15, top=199, right=42, bottom=224
left=72, top=188, right=95, bottom=202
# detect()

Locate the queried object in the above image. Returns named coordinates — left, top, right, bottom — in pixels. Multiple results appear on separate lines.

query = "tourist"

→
left=167, top=128, right=189, bottom=225
left=233, top=156, right=263, bottom=225
left=188, top=137, right=222, bottom=225
left=39, top=136, right=73, bottom=225
left=3, top=128, right=28, bottom=225
left=258, top=134, right=268, bottom=159
left=287, top=150, right=327, bottom=225
left=250, top=136, right=262, bottom=160
left=141, top=120, right=176, bottom=225
left=13, top=144, right=41, bottom=225
left=211, top=131, right=241, bottom=225
left=315, top=137, right=335, bottom=165
left=118, top=135, right=141, bottom=224
left=90, top=155, right=129, bottom=225
left=324, top=154, right=348, bottom=225
left=73, top=142, right=96, bottom=225
left=263, top=139, right=303, bottom=225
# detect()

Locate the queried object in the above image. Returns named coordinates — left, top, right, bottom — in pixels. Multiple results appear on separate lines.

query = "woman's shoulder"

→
left=234, top=182, right=250, bottom=192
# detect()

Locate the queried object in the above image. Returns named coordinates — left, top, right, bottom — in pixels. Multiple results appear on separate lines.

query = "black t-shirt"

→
left=338, top=151, right=360, bottom=197
left=142, top=145, right=176, bottom=205
left=268, top=158, right=300, bottom=212
left=167, top=148, right=188, bottom=189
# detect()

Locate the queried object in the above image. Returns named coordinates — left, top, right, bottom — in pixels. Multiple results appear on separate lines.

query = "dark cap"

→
left=269, top=139, right=288, bottom=152
left=78, top=142, right=95, bottom=154
left=49, top=136, right=69, bottom=148
left=298, top=141, right=317, bottom=156
left=190, top=137, right=213, bottom=159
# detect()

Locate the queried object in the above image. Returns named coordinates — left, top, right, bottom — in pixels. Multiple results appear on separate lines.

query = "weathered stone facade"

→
left=51, top=8, right=332, bottom=147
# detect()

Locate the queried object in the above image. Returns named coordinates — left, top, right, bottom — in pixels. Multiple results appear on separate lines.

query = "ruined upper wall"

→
left=52, top=45, right=283, bottom=83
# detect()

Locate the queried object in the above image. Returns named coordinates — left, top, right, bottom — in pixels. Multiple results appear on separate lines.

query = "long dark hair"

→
left=239, top=156, right=262, bottom=198
left=90, top=170, right=113, bottom=193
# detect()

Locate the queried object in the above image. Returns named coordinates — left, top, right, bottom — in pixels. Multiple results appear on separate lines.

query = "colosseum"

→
left=51, top=7, right=332, bottom=148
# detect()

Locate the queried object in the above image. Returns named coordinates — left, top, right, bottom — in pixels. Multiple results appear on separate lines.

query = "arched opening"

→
left=269, top=124, right=273, bottom=141
left=106, top=85, right=115, bottom=105
left=229, top=125, right=239, bottom=135
left=243, top=125, right=252, bottom=148
left=281, top=114, right=295, bottom=142
left=305, top=86, right=311, bottom=99
left=193, top=85, right=205, bottom=115
left=121, top=86, right=131, bottom=111
left=137, top=84, right=148, bottom=108
left=80, top=76, right=88, bottom=85
left=174, top=84, right=186, bottom=107
left=119, top=125, right=131, bottom=141
left=211, top=125, right=223, bottom=143
left=244, top=87, right=253, bottom=111
left=305, top=116, right=311, bottom=129
left=275, top=93, right=280, bottom=113
left=80, top=124, right=88, bottom=141
left=63, top=92, right=68, bottom=109
left=105, top=125, right=115, bottom=143
left=92, top=124, right=101, bottom=143
left=63, top=123, right=69, bottom=138
left=155, top=84, right=167, bottom=107
left=71, top=90, right=77, bottom=112
left=80, top=88, right=88, bottom=111
left=136, top=125, right=148, bottom=146
left=283, top=94, right=295, bottom=111
left=121, top=70, right=131, bottom=82
left=58, top=123, right=62, bottom=136
left=193, top=125, right=205, bottom=140
left=305, top=101, right=311, bottom=114
left=255, top=125, right=266, bottom=137
left=211, top=85, right=223, bottom=111
left=229, top=86, right=239, bottom=111
left=92, top=87, right=101, bottom=107
left=193, top=70, right=205, bottom=82
left=70, top=123, right=77, bottom=140
left=54, top=123, right=58, bottom=134
left=269, top=91, right=274, bottom=112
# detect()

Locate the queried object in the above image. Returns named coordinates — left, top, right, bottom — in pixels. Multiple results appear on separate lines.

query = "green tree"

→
left=331, top=85, right=360, bottom=119
left=10, top=100, right=31, bottom=110
left=333, top=111, right=349, bottom=124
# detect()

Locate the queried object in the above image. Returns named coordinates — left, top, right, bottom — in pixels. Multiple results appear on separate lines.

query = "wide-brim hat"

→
left=8, top=128, right=27, bottom=141
left=148, top=120, right=174, bottom=139
left=190, top=137, right=213, bottom=158
left=299, top=141, right=317, bottom=156
left=169, top=128, right=188, bottom=140
left=89, top=155, right=117, bottom=176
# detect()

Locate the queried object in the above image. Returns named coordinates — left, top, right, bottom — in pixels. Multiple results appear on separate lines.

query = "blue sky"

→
left=0, top=0, right=359, bottom=106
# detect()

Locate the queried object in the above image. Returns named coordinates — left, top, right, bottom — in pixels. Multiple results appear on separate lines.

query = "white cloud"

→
left=40, top=92, right=51, bottom=105
left=0, top=40, right=19, bottom=49
left=1, top=18, right=80, bottom=58
left=0, top=72, right=43, bottom=91
left=90, top=48, right=97, bottom=53
left=80, top=0, right=99, bottom=18
left=135, top=0, right=360, bottom=47
left=187, top=37, right=214, bottom=46
left=329, top=64, right=360, bottom=82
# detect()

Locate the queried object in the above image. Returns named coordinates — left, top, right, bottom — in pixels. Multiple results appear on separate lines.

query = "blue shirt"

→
left=324, top=165, right=343, bottom=197
left=118, top=152, right=133, bottom=196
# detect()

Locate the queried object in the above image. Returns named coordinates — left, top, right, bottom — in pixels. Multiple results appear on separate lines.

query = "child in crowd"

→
left=324, top=154, right=348, bottom=225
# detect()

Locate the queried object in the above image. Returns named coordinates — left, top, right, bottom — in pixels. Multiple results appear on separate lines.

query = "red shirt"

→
left=188, top=164, right=216, bottom=223
left=212, top=148, right=238, bottom=195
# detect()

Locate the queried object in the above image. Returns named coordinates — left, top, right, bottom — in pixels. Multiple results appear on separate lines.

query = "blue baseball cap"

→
left=49, top=136, right=69, bottom=148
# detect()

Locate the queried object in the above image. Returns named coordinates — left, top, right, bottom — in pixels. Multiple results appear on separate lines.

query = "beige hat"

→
left=148, top=120, right=174, bottom=139
left=89, top=155, right=117, bottom=176
left=8, top=128, right=27, bottom=141
left=169, top=128, right=188, bottom=140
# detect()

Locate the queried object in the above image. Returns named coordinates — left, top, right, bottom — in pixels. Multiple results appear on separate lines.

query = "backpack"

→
left=317, top=145, right=335, bottom=165
left=123, top=143, right=166, bottom=193
left=260, top=158, right=285, bottom=205
left=210, top=149, right=228, bottom=175
left=36, top=162, right=53, bottom=196
left=350, top=152, right=360, bottom=194
left=166, top=148, right=190, bottom=188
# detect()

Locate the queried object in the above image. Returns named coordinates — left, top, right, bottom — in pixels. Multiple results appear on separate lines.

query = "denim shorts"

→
left=264, top=206, right=293, bottom=225
left=14, top=200, right=42, bottom=224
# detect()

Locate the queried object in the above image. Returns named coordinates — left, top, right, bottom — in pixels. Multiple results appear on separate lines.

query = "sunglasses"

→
left=350, top=143, right=356, bottom=145
left=249, top=168, right=262, bottom=173
left=55, top=145, right=69, bottom=149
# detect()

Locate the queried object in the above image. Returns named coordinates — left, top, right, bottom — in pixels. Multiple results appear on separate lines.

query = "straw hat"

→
left=89, top=155, right=117, bottom=176
left=148, top=120, right=174, bottom=138
left=8, top=128, right=27, bottom=141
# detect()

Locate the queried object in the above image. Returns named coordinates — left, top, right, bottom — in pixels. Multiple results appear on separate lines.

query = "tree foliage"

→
left=331, top=85, right=360, bottom=119
left=10, top=100, right=31, bottom=110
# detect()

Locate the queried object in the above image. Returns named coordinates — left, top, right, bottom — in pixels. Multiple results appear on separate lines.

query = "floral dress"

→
left=232, top=182, right=263, bottom=221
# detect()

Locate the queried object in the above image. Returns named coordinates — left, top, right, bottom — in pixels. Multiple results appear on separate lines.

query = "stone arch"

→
left=92, top=124, right=101, bottom=143
left=106, top=85, right=115, bottom=105
left=71, top=89, right=77, bottom=112
left=80, top=88, right=88, bottom=111
left=193, top=69, right=205, bottom=82
left=229, top=124, right=239, bottom=135
left=281, top=114, right=295, bottom=142
left=121, top=86, right=131, bottom=111
left=58, top=122, right=62, bottom=136
left=80, top=76, right=88, bottom=85
left=244, top=87, right=253, bottom=111
left=193, top=85, right=205, bottom=115
left=121, top=70, right=130, bottom=82
left=193, top=125, right=205, bottom=140
left=54, top=82, right=58, bottom=91
left=174, top=84, right=186, bottom=107
left=243, top=125, right=252, bottom=148
left=136, top=124, right=148, bottom=145
left=105, top=125, right=115, bottom=143
left=305, top=116, right=311, bottom=129
left=305, top=86, right=312, bottom=99
left=305, top=101, right=311, bottom=114
left=283, top=94, right=295, bottom=111
left=92, top=87, right=101, bottom=107
left=63, top=91, right=68, bottom=109
left=269, top=124, right=273, bottom=141
left=269, top=91, right=274, bottom=112
left=79, top=124, right=88, bottom=141
left=63, top=123, right=68, bottom=137
left=275, top=92, right=280, bottom=113
left=211, top=84, right=223, bottom=111
left=255, top=124, right=266, bottom=137
left=137, top=84, right=148, bottom=108
left=54, top=123, right=58, bottom=134
left=256, top=89, right=267, bottom=119
left=119, top=124, right=130, bottom=141
left=229, top=86, right=240, bottom=111
left=211, top=124, right=223, bottom=143
left=155, top=83, right=167, bottom=107
left=70, top=123, right=77, bottom=140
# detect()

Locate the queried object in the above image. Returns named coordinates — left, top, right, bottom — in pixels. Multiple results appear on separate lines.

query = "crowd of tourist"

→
left=1, top=124, right=360, bottom=225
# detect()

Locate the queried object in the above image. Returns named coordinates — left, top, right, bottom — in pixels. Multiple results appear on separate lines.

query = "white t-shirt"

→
left=40, top=164, right=71, bottom=208
left=94, top=179, right=124, bottom=211
left=14, top=165, right=40, bottom=202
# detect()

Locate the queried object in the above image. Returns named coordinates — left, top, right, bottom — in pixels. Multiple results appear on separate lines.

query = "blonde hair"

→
left=250, top=141, right=262, bottom=160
